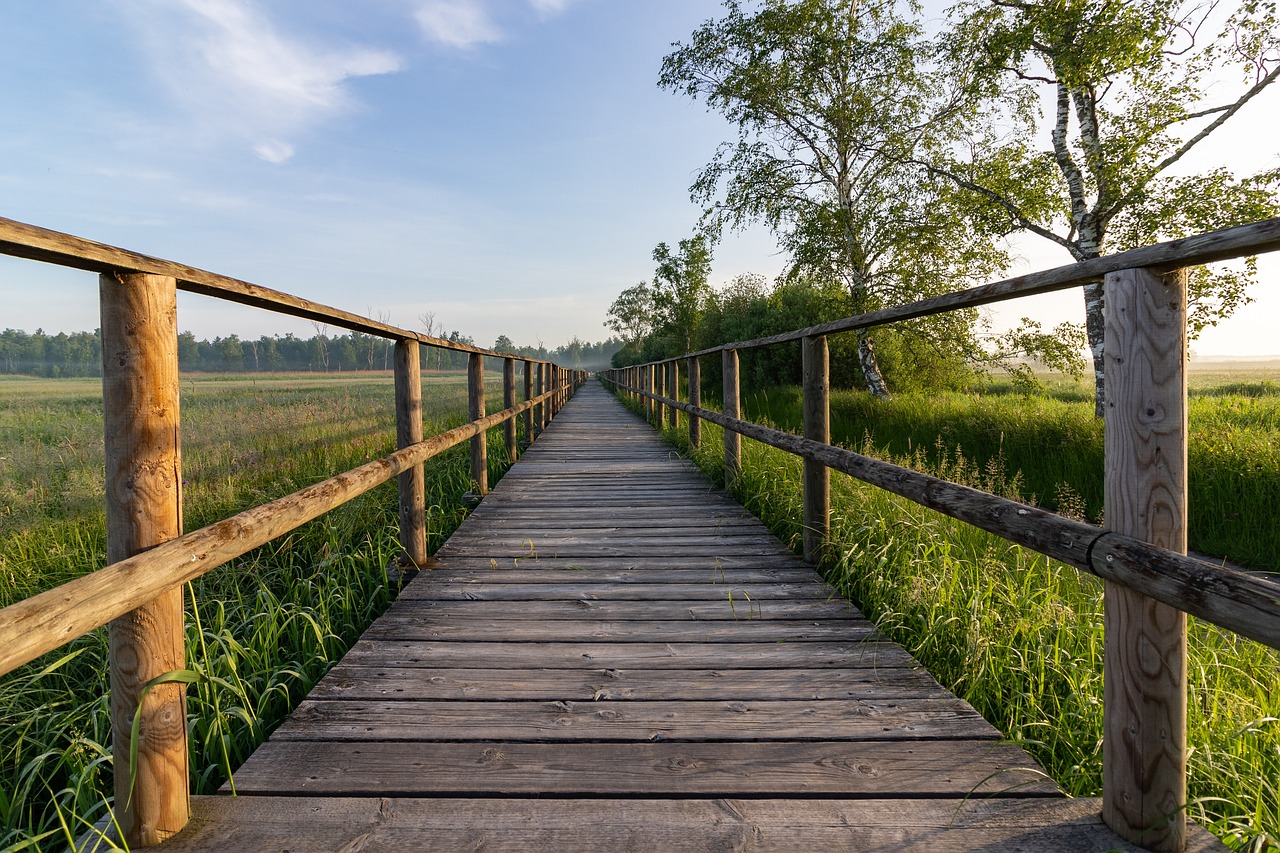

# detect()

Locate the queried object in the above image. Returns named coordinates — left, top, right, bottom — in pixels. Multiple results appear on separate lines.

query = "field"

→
left=629, top=363, right=1280, bottom=853
left=0, top=370, right=517, bottom=850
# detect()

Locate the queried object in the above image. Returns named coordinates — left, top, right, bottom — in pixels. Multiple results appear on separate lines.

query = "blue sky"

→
left=1, top=0, right=1277, bottom=355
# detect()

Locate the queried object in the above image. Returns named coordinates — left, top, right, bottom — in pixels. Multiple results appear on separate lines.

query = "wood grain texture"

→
left=723, top=349, right=741, bottom=485
left=503, top=357, right=518, bottom=463
left=100, top=272, right=190, bottom=846
left=1102, top=267, right=1189, bottom=851
left=687, top=354, right=701, bottom=448
left=468, top=352, right=488, bottom=495
left=393, top=339, right=427, bottom=567
left=145, top=795, right=1226, bottom=853
left=802, top=335, right=830, bottom=563
left=523, top=359, right=534, bottom=444
left=667, top=359, right=680, bottom=429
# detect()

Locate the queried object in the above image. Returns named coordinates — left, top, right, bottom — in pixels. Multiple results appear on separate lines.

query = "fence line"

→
left=0, top=218, right=585, bottom=846
left=601, top=215, right=1280, bottom=853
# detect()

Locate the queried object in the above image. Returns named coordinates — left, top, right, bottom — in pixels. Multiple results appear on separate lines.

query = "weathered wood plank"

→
left=362, top=617, right=877, bottom=643
left=227, top=740, right=1059, bottom=796
left=400, top=582, right=838, bottom=601
left=270, top=698, right=997, bottom=741
left=382, top=598, right=860, bottom=620
left=153, top=796, right=1228, bottom=853
left=307, top=666, right=950, bottom=701
left=338, top=640, right=917, bottom=669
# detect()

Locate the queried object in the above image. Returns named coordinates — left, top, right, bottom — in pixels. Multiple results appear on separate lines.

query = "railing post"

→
left=654, top=361, right=666, bottom=426
left=503, top=357, right=517, bottom=462
left=469, top=352, right=488, bottom=496
left=644, top=364, right=655, bottom=422
left=1102, top=266, right=1189, bottom=852
left=687, top=355, right=701, bottom=448
left=666, top=359, right=679, bottom=430
left=522, top=360, right=534, bottom=448
left=100, top=272, right=189, bottom=847
left=802, top=335, right=830, bottom=563
left=394, top=339, right=427, bottom=568
left=536, top=363, right=546, bottom=433
left=722, top=348, right=741, bottom=487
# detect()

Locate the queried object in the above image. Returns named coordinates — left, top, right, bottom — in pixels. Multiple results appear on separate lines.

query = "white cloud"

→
left=415, top=1, right=503, bottom=48
left=528, top=0, right=573, bottom=15
left=117, top=0, right=403, bottom=162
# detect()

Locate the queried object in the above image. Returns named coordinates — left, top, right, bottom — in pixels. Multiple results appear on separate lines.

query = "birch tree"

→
left=661, top=0, right=1008, bottom=398
left=936, top=0, right=1280, bottom=415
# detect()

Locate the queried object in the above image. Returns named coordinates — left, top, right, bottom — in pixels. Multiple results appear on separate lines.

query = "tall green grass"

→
left=736, top=380, right=1280, bottom=573
left=619, top=383, right=1279, bottom=853
left=0, top=371, right=519, bottom=850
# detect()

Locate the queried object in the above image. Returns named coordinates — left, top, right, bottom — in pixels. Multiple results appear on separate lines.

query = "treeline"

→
left=0, top=328, right=622, bottom=377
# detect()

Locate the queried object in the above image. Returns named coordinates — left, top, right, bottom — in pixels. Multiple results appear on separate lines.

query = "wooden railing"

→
left=601, top=217, right=1280, bottom=853
left=0, top=217, right=586, bottom=847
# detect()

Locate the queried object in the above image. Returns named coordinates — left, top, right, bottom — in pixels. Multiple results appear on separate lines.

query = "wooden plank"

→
left=155, top=796, right=1228, bottom=853
left=361, top=618, right=878, bottom=643
left=400, top=582, right=837, bottom=601
left=337, top=640, right=917, bottom=669
left=802, top=334, right=830, bottom=562
left=307, top=666, right=952, bottom=701
left=410, top=568, right=817, bottom=585
left=382, top=598, right=859, bottom=619
left=269, top=698, right=997, bottom=742
left=226, top=740, right=1059, bottom=796
left=394, top=339, right=427, bottom=567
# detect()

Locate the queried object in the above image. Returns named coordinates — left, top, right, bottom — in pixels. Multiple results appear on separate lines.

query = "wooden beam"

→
left=666, top=360, right=680, bottom=430
left=394, top=340, right=427, bottom=568
left=522, top=360, right=534, bottom=446
left=1102, top=267, right=1188, bottom=852
left=802, top=335, right=830, bottom=563
left=722, top=349, right=741, bottom=487
left=687, top=356, right=701, bottom=448
left=469, top=353, right=488, bottom=496
left=100, top=272, right=189, bottom=847
left=503, top=358, right=518, bottom=463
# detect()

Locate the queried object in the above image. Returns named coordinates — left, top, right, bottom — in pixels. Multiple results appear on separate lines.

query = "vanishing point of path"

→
left=157, top=380, right=1224, bottom=851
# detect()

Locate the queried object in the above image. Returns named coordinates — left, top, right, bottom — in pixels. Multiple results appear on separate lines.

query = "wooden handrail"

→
left=603, top=379, right=1280, bottom=651
left=0, top=391, right=560, bottom=679
left=668, top=217, right=1280, bottom=358
left=0, top=216, right=552, bottom=361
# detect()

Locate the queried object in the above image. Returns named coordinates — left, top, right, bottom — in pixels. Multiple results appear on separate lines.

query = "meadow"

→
left=627, top=364, right=1280, bottom=853
left=0, top=369, right=516, bottom=851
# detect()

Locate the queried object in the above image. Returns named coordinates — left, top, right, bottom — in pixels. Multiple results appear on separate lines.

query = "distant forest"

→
left=0, top=328, right=622, bottom=377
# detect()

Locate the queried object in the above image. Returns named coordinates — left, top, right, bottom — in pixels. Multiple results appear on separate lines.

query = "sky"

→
left=1, top=0, right=1278, bottom=356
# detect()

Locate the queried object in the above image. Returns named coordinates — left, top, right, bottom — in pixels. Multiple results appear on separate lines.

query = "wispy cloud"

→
left=528, top=0, right=575, bottom=16
left=117, top=0, right=403, bottom=162
left=415, top=1, right=503, bottom=48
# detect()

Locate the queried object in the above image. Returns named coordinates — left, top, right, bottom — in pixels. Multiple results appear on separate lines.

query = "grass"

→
left=0, top=369, right=520, bottom=851
left=732, top=368, right=1280, bottom=574
left=616, top=375, right=1280, bottom=853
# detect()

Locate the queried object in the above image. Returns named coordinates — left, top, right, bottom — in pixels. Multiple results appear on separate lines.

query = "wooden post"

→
left=687, top=355, right=701, bottom=448
left=643, top=364, right=655, bottom=422
left=503, top=357, right=517, bottom=462
left=469, top=353, right=488, bottom=496
left=802, top=335, right=830, bottom=563
left=1102, top=266, right=1188, bottom=852
left=394, top=339, right=427, bottom=568
left=654, top=361, right=666, bottom=426
left=100, top=272, right=189, bottom=847
left=666, top=359, right=679, bottom=430
left=536, top=363, right=546, bottom=432
left=723, top=349, right=741, bottom=487
left=522, top=360, right=534, bottom=447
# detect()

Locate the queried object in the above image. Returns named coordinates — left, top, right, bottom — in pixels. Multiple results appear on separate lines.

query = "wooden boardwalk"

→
left=162, top=381, right=1223, bottom=851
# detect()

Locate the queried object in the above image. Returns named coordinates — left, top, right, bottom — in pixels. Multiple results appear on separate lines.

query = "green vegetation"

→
left=611, top=372, right=1280, bottom=852
left=0, top=371, right=517, bottom=850
left=732, top=369, right=1280, bottom=573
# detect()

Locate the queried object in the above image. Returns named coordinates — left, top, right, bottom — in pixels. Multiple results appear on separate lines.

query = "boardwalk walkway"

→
left=162, top=380, right=1220, bottom=851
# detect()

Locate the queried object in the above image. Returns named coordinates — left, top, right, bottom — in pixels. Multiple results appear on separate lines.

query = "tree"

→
left=605, top=282, right=658, bottom=348
left=494, top=335, right=515, bottom=354
left=661, top=0, right=1009, bottom=398
left=936, top=0, right=1280, bottom=414
left=650, top=235, right=713, bottom=353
